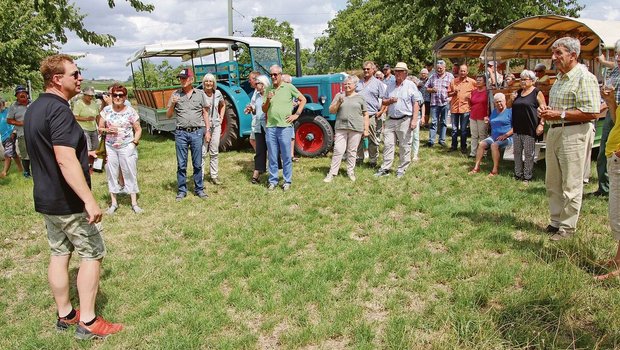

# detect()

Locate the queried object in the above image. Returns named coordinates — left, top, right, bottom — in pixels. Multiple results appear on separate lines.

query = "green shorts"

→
left=43, top=213, right=106, bottom=260
left=17, top=135, right=28, bottom=160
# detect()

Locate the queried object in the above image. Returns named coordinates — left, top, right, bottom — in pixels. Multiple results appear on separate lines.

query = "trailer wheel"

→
left=219, top=98, right=239, bottom=151
left=294, top=115, right=333, bottom=157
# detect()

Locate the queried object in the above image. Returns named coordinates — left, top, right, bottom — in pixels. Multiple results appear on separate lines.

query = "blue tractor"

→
left=129, top=36, right=344, bottom=156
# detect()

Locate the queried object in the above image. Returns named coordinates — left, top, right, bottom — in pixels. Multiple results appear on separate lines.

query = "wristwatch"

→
left=560, top=110, right=566, bottom=121
left=132, top=140, right=139, bottom=146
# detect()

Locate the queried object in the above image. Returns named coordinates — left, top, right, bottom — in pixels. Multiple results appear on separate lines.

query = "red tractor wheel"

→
left=294, top=115, right=334, bottom=157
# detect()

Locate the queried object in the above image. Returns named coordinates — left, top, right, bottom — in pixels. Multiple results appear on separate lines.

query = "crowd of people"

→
left=4, top=36, right=620, bottom=340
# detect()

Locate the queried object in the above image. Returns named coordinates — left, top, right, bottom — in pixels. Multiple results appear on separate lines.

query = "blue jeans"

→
left=451, top=112, right=470, bottom=150
left=175, top=128, right=205, bottom=194
left=429, top=105, right=448, bottom=145
left=266, top=126, right=294, bottom=185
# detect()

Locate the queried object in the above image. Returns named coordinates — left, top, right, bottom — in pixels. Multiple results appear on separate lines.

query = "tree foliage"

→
left=0, top=0, right=153, bottom=89
left=312, top=0, right=583, bottom=74
left=132, top=60, right=180, bottom=89
left=250, top=16, right=312, bottom=75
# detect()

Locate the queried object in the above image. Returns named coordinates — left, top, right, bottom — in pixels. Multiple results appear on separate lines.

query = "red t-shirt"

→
left=469, top=89, right=488, bottom=120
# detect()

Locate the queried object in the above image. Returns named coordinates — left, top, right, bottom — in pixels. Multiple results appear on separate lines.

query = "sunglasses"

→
left=363, top=68, right=372, bottom=71
left=112, top=93, right=126, bottom=98
left=270, top=73, right=280, bottom=77
left=57, top=70, right=81, bottom=80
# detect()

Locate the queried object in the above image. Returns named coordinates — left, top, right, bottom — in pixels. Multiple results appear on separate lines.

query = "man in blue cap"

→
left=7, top=85, right=31, bottom=178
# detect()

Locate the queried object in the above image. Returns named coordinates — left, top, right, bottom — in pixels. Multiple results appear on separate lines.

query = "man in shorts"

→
left=24, top=54, right=123, bottom=339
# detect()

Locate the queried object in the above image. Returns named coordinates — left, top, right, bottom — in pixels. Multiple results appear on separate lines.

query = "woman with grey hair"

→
left=511, top=69, right=546, bottom=183
left=245, top=74, right=270, bottom=183
left=324, top=75, right=369, bottom=182
left=201, top=73, right=226, bottom=185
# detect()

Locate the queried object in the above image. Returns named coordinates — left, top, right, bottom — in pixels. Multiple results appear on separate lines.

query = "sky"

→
left=62, top=0, right=618, bottom=81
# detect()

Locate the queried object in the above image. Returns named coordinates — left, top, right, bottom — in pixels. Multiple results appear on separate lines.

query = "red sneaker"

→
left=75, top=316, right=123, bottom=340
left=56, top=309, right=80, bottom=331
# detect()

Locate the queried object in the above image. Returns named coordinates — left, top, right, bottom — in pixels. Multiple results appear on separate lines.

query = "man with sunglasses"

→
left=24, top=54, right=123, bottom=339
left=356, top=61, right=386, bottom=168
left=262, top=65, right=306, bottom=191
left=166, top=68, right=211, bottom=200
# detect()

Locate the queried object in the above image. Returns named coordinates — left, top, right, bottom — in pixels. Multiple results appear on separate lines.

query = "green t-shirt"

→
left=73, top=98, right=101, bottom=132
left=334, top=94, right=367, bottom=132
left=265, top=83, right=301, bottom=127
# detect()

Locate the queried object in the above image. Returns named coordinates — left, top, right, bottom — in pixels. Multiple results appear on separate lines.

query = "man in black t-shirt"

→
left=24, top=54, right=122, bottom=339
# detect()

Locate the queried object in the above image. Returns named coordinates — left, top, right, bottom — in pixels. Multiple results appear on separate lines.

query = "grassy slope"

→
left=0, top=130, right=619, bottom=349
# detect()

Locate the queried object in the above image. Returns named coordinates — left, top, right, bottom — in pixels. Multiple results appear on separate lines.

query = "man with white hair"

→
left=424, top=60, right=454, bottom=147
left=262, top=64, right=307, bottom=191
left=539, top=37, right=601, bottom=241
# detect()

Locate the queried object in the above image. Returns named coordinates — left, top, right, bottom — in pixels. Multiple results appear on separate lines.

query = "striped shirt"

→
left=548, top=64, right=600, bottom=120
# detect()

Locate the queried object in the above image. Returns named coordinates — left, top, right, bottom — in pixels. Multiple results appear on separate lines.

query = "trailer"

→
left=125, top=40, right=228, bottom=135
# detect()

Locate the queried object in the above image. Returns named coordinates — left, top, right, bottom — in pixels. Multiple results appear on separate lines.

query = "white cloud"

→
left=63, top=0, right=345, bottom=80
left=64, top=0, right=614, bottom=80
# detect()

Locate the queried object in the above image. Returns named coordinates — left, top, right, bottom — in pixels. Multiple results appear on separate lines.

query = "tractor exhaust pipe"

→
left=295, top=38, right=302, bottom=77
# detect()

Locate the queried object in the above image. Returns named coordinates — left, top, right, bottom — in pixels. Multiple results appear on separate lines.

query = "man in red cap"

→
left=166, top=68, right=211, bottom=200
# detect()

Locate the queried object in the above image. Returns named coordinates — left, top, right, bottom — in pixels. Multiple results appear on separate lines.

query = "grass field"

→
left=1, top=130, right=619, bottom=349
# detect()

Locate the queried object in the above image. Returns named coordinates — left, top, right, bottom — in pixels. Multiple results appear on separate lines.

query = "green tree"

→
left=133, top=60, right=182, bottom=88
left=250, top=16, right=312, bottom=75
left=0, top=0, right=153, bottom=89
left=312, top=0, right=583, bottom=74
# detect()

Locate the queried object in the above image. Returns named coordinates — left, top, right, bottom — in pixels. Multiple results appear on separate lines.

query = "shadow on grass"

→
left=494, top=294, right=618, bottom=348
left=452, top=209, right=607, bottom=276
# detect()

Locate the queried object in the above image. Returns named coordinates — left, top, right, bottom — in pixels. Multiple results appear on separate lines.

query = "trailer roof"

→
left=432, top=32, right=495, bottom=59
left=195, top=36, right=282, bottom=48
left=126, top=40, right=228, bottom=66
left=482, top=15, right=620, bottom=60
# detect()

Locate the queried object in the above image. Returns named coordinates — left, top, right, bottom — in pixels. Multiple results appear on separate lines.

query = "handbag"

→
left=93, top=132, right=106, bottom=172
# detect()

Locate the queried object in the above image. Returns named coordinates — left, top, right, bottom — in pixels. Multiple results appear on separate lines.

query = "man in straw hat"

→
left=374, top=62, right=421, bottom=179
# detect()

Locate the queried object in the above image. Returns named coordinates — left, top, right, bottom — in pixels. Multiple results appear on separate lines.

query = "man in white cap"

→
left=374, top=62, right=421, bottom=178
left=73, top=86, right=101, bottom=151
left=486, top=61, right=503, bottom=87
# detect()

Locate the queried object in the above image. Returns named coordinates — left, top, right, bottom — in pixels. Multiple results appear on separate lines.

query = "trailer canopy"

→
left=126, top=40, right=228, bottom=66
left=482, top=15, right=620, bottom=60
left=432, top=32, right=495, bottom=59
left=195, top=36, right=282, bottom=48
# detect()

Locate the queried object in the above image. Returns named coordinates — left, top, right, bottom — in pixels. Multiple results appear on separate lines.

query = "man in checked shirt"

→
left=539, top=37, right=602, bottom=241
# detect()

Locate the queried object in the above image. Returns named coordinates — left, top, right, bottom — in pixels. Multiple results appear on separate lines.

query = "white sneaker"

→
left=106, top=205, right=118, bottom=215
left=323, top=174, right=334, bottom=183
left=412, top=156, right=419, bottom=161
left=348, top=173, right=356, bottom=182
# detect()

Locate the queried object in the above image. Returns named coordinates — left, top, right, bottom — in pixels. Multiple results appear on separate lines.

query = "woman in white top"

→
left=98, top=85, right=143, bottom=214
left=201, top=73, right=226, bottom=185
